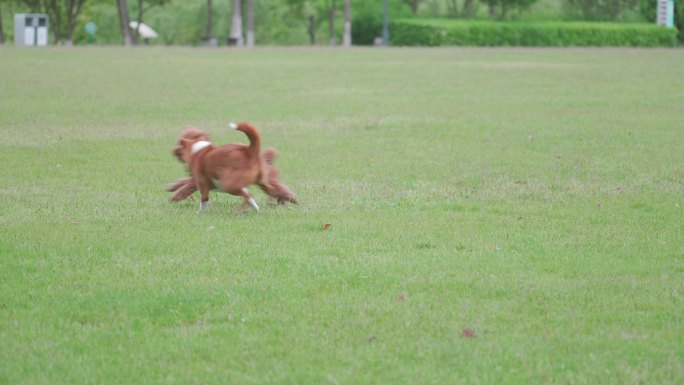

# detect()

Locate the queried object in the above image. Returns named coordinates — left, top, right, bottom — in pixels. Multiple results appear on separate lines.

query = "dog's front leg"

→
left=166, top=177, right=192, bottom=192
left=169, top=178, right=198, bottom=201
left=197, top=178, right=211, bottom=212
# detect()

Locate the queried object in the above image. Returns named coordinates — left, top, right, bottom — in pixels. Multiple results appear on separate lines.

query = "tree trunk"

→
left=447, top=0, right=459, bottom=17
left=229, top=0, right=243, bottom=46
left=117, top=0, right=133, bottom=46
left=133, top=0, right=145, bottom=44
left=65, top=0, right=85, bottom=46
left=0, top=1, right=4, bottom=45
left=462, top=0, right=474, bottom=18
left=342, top=0, right=351, bottom=47
left=44, top=0, right=61, bottom=44
left=404, top=0, right=419, bottom=14
left=382, top=0, right=389, bottom=45
left=328, top=0, right=336, bottom=45
left=205, top=0, right=213, bottom=39
left=676, top=0, right=683, bottom=43
left=487, top=0, right=497, bottom=17
left=307, top=15, right=316, bottom=45
left=66, top=0, right=74, bottom=46
left=246, top=0, right=254, bottom=47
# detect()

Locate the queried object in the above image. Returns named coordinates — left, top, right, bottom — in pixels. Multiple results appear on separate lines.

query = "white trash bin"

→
left=14, top=14, right=49, bottom=46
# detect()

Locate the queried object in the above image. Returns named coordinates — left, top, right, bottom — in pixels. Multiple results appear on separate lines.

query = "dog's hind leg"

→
left=236, top=188, right=259, bottom=213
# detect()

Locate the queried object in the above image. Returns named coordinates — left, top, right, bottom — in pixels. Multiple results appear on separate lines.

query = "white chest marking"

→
left=191, top=141, right=212, bottom=155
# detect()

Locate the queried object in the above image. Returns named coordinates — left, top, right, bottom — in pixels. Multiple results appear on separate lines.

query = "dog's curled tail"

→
left=230, top=122, right=260, bottom=160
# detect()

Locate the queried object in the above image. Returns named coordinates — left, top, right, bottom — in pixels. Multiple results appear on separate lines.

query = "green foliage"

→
left=639, top=0, right=684, bottom=41
left=562, top=0, right=640, bottom=21
left=2, top=0, right=677, bottom=46
left=76, top=1, right=124, bottom=45
left=21, top=0, right=321, bottom=46
left=351, top=0, right=414, bottom=45
left=638, top=0, right=656, bottom=22
left=391, top=18, right=677, bottom=46
left=501, top=0, right=542, bottom=16
left=486, top=0, right=543, bottom=18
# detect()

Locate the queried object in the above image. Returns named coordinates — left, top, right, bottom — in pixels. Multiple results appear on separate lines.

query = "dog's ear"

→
left=174, top=139, right=193, bottom=163
left=173, top=146, right=183, bottom=161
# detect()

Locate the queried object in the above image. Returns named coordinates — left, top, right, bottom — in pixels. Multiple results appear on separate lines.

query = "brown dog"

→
left=177, top=122, right=262, bottom=212
left=168, top=127, right=299, bottom=205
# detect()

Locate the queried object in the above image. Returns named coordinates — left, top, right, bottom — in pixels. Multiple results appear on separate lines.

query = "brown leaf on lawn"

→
left=322, top=223, right=331, bottom=230
left=462, top=328, right=475, bottom=338
left=396, top=294, right=406, bottom=302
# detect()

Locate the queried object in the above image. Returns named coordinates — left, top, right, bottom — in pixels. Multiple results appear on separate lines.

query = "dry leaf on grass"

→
left=462, top=328, right=475, bottom=338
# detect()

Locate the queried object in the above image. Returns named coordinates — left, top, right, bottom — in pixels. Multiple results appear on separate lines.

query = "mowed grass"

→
left=0, top=46, right=683, bottom=384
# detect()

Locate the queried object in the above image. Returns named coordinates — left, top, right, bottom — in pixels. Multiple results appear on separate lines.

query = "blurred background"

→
left=0, top=0, right=681, bottom=47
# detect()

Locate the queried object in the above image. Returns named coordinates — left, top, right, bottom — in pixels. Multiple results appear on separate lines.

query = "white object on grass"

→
left=129, top=21, right=158, bottom=39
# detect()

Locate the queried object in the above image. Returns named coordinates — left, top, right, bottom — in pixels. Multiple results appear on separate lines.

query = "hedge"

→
left=390, top=19, right=678, bottom=47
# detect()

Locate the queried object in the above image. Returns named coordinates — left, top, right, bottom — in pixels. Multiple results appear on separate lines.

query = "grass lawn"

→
left=0, top=46, right=683, bottom=384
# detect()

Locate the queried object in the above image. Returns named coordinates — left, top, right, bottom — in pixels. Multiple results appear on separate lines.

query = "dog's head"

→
left=173, top=127, right=210, bottom=163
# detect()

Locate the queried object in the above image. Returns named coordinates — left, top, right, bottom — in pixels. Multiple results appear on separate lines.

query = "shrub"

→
left=351, top=0, right=413, bottom=45
left=563, top=0, right=638, bottom=21
left=390, top=19, right=678, bottom=47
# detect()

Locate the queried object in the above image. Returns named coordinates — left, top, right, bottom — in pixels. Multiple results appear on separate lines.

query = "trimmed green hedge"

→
left=390, top=19, right=678, bottom=47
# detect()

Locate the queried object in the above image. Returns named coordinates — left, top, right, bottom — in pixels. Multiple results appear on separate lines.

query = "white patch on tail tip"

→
left=229, top=122, right=238, bottom=129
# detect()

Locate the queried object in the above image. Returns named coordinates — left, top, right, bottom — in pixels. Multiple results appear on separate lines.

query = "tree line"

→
left=0, top=0, right=678, bottom=46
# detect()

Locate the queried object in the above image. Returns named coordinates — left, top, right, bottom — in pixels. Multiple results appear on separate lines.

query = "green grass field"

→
left=1, top=47, right=683, bottom=384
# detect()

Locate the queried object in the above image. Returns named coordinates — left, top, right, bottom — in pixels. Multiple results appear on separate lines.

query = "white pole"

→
left=343, top=0, right=351, bottom=47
